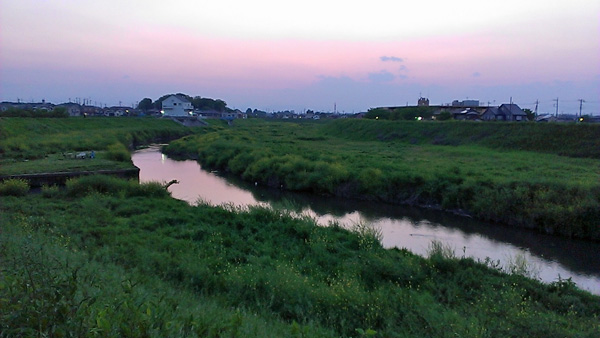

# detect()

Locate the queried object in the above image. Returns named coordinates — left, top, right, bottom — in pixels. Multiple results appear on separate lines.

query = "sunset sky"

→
left=1, top=0, right=599, bottom=114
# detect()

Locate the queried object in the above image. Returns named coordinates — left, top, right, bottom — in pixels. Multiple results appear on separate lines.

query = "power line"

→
left=578, top=99, right=585, bottom=117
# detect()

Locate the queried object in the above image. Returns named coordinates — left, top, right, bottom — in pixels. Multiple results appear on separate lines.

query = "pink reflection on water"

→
left=133, top=146, right=262, bottom=206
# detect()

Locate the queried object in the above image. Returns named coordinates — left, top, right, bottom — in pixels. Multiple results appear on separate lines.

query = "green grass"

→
left=1, top=117, right=599, bottom=336
left=323, top=119, right=600, bottom=159
left=0, top=117, right=194, bottom=175
left=1, top=176, right=598, bottom=337
left=163, top=119, right=600, bottom=240
left=0, top=152, right=133, bottom=175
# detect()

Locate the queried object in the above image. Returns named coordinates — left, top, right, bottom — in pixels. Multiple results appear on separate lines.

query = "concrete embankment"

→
left=0, top=167, right=140, bottom=187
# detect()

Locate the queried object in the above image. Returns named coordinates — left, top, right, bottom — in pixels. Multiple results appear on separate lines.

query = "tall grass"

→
left=322, top=119, right=600, bottom=159
left=1, top=176, right=599, bottom=336
left=0, top=178, right=29, bottom=196
left=163, top=119, right=600, bottom=240
left=0, top=209, right=332, bottom=337
left=0, top=117, right=192, bottom=160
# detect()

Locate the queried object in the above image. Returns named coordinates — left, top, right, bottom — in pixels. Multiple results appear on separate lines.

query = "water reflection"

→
left=133, top=147, right=600, bottom=295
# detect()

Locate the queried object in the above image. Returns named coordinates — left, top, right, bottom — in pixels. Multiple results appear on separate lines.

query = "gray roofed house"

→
left=481, top=107, right=498, bottom=121
left=481, top=104, right=527, bottom=121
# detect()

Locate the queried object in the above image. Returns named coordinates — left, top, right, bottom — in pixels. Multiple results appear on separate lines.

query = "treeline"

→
left=365, top=106, right=437, bottom=120
left=0, top=107, right=69, bottom=118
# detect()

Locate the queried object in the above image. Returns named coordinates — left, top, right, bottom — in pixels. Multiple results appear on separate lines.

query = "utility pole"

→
left=534, top=99, right=539, bottom=116
left=553, top=97, right=559, bottom=117
left=578, top=99, right=585, bottom=117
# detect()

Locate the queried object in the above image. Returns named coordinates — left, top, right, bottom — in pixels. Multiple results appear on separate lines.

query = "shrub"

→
left=104, top=142, right=130, bottom=162
left=0, top=179, right=29, bottom=196
left=65, top=175, right=131, bottom=197
left=41, top=184, right=60, bottom=198
left=129, top=181, right=171, bottom=198
left=437, top=111, right=453, bottom=121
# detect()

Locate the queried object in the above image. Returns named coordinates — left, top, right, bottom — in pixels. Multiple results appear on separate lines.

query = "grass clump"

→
left=65, top=175, right=171, bottom=199
left=104, top=142, right=131, bottom=162
left=41, top=184, right=60, bottom=198
left=0, top=178, right=29, bottom=196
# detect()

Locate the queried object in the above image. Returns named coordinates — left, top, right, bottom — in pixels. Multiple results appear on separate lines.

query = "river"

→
left=132, top=146, right=600, bottom=295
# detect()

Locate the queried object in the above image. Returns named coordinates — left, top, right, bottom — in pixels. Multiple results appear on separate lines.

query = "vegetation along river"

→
left=133, top=146, right=600, bottom=295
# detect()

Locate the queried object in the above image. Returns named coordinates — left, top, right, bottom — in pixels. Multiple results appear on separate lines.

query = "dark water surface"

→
left=133, top=146, right=600, bottom=295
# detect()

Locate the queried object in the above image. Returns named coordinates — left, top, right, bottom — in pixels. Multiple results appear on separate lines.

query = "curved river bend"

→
left=133, top=147, right=600, bottom=295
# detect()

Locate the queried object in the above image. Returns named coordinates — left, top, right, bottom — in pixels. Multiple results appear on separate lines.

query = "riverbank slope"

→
left=0, top=117, right=193, bottom=178
left=2, top=175, right=599, bottom=336
left=2, top=117, right=599, bottom=336
left=163, top=119, right=600, bottom=240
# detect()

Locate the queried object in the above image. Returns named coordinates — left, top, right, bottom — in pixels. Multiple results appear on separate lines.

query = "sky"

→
left=1, top=0, right=599, bottom=114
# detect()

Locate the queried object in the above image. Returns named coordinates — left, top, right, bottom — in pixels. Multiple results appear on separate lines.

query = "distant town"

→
left=1, top=94, right=598, bottom=123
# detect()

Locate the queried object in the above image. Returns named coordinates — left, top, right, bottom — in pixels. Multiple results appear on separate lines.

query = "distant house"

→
left=481, top=104, right=527, bottom=121
left=481, top=107, right=498, bottom=121
left=58, top=103, right=82, bottom=117
left=535, top=114, right=557, bottom=123
left=196, top=109, right=222, bottom=119
left=453, top=108, right=481, bottom=121
left=103, top=106, right=129, bottom=117
left=161, top=95, right=193, bottom=117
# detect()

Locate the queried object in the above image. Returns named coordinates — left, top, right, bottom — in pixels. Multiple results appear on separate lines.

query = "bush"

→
left=104, top=142, right=131, bottom=162
left=129, top=181, right=171, bottom=198
left=41, top=185, right=60, bottom=198
left=0, top=179, right=29, bottom=196
left=65, top=175, right=131, bottom=197
left=437, top=111, right=453, bottom=121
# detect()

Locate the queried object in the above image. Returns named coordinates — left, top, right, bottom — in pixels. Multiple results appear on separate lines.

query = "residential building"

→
left=482, top=104, right=527, bottom=121
left=161, top=95, right=193, bottom=117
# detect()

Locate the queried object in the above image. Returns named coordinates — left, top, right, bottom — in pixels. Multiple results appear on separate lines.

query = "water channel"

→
left=132, top=146, right=600, bottom=295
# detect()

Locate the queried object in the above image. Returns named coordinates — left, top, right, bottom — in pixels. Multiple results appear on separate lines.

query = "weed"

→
left=0, top=178, right=29, bottom=196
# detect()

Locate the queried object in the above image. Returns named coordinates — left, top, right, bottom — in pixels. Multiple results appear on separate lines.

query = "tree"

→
left=523, top=108, right=535, bottom=121
left=365, top=108, right=390, bottom=120
left=213, top=99, right=227, bottom=112
left=51, top=107, right=69, bottom=118
left=137, top=98, right=153, bottom=112
left=437, top=110, right=453, bottom=121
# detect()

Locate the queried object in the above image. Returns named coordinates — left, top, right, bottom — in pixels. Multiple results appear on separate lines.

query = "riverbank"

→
left=133, top=146, right=600, bottom=294
left=0, top=117, right=194, bottom=184
left=2, top=175, right=599, bottom=337
left=2, top=117, right=599, bottom=336
left=0, top=168, right=140, bottom=187
left=163, top=119, right=600, bottom=241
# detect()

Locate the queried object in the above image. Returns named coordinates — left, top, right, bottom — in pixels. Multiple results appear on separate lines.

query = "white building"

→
left=161, top=95, right=193, bottom=117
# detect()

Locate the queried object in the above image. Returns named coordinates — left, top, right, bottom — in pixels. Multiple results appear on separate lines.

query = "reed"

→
left=1, top=177, right=598, bottom=336
left=163, top=119, right=600, bottom=240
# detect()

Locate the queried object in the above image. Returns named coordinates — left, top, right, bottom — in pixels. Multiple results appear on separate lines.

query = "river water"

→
left=133, top=146, right=600, bottom=295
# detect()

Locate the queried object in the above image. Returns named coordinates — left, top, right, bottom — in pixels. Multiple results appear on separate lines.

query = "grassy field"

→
left=0, top=117, right=192, bottom=175
left=1, top=117, right=599, bottom=336
left=163, top=119, right=600, bottom=240
left=1, top=175, right=599, bottom=337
